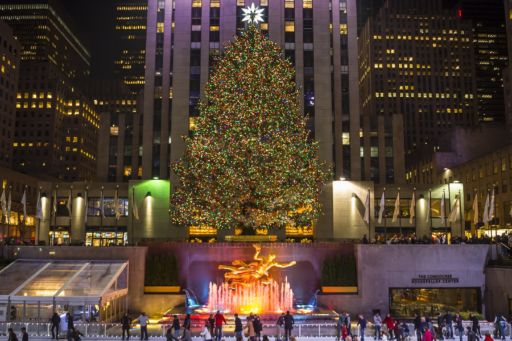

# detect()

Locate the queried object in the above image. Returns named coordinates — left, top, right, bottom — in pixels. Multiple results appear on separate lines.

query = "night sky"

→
left=61, top=0, right=118, bottom=77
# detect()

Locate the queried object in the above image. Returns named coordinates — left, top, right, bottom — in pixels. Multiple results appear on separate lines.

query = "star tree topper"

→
left=242, top=3, right=265, bottom=25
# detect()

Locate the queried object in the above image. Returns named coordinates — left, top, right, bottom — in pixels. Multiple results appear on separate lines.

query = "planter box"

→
left=321, top=286, right=358, bottom=294
left=144, top=286, right=181, bottom=294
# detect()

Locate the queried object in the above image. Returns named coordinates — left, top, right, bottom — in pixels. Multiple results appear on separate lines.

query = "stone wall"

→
left=485, top=267, right=512, bottom=319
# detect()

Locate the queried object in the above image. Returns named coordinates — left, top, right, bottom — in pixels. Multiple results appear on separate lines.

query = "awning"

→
left=0, top=259, right=128, bottom=305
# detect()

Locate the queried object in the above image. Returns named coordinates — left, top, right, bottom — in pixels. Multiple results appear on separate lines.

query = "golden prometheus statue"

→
left=218, top=244, right=296, bottom=287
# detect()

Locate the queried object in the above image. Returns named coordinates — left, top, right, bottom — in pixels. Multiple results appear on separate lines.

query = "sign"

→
left=411, top=274, right=459, bottom=284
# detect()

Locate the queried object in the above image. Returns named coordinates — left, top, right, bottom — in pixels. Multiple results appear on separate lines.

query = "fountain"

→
left=201, top=244, right=296, bottom=314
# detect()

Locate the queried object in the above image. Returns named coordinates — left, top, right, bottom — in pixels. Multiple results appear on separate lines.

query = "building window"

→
left=87, top=198, right=129, bottom=217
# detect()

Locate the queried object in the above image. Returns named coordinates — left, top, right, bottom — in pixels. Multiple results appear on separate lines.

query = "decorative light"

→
left=242, top=3, right=265, bottom=25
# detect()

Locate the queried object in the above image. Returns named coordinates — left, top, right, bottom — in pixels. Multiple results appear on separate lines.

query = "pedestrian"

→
left=137, top=312, right=149, bottom=341
left=7, top=328, right=19, bottom=341
left=21, top=327, right=28, bottom=341
left=345, top=312, right=352, bottom=336
left=69, top=327, right=83, bottom=341
left=235, top=313, right=244, bottom=341
left=172, top=315, right=180, bottom=340
left=51, top=312, right=61, bottom=340
left=277, top=313, right=285, bottom=341
left=201, top=321, right=213, bottom=341
left=423, top=328, right=433, bottom=341
left=394, top=320, right=402, bottom=341
left=484, top=333, right=493, bottom=341
left=208, top=314, right=215, bottom=336
left=66, top=312, right=74, bottom=331
left=455, top=314, right=464, bottom=341
left=470, top=314, right=481, bottom=338
left=246, top=315, right=256, bottom=341
left=466, top=327, right=478, bottom=341
left=437, top=313, right=445, bottom=340
left=494, top=314, right=506, bottom=340
left=374, top=312, right=383, bottom=341
left=122, top=312, right=131, bottom=340
left=183, top=314, right=191, bottom=331
left=254, top=315, right=262, bottom=341
left=166, top=327, right=177, bottom=341
left=414, top=314, right=422, bottom=341
left=182, top=328, right=192, bottom=341
left=384, top=314, right=395, bottom=340
left=284, top=310, right=295, bottom=341
left=214, top=310, right=227, bottom=341
left=357, top=314, right=367, bottom=341
left=444, top=312, right=454, bottom=339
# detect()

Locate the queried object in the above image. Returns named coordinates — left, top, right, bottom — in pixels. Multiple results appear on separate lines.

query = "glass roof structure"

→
left=0, top=260, right=129, bottom=305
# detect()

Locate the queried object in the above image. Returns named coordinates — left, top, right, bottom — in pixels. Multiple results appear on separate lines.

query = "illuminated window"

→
left=285, top=21, right=295, bottom=32
left=342, top=132, right=350, bottom=145
left=110, top=125, right=119, bottom=136
left=303, top=0, right=312, bottom=8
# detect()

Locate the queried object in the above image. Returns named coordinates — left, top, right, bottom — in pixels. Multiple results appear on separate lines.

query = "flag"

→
left=378, top=192, right=385, bottom=224
left=483, top=192, right=490, bottom=225
left=363, top=191, right=370, bottom=224
left=100, top=188, right=105, bottom=218
left=440, top=193, right=445, bottom=225
left=7, top=189, right=11, bottom=224
left=426, top=192, right=431, bottom=223
left=0, top=188, right=6, bottom=222
left=52, top=190, right=57, bottom=217
left=489, top=188, right=495, bottom=220
left=36, top=191, right=43, bottom=220
left=448, top=196, right=460, bottom=223
left=132, top=189, right=139, bottom=221
left=21, top=189, right=27, bottom=220
left=66, top=191, right=72, bottom=217
left=472, top=193, right=479, bottom=225
left=392, top=192, right=400, bottom=223
left=409, top=192, right=416, bottom=224
left=114, top=189, right=121, bottom=220
left=84, top=190, right=88, bottom=223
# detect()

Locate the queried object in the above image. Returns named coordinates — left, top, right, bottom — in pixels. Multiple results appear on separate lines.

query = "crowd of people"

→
left=362, top=232, right=512, bottom=248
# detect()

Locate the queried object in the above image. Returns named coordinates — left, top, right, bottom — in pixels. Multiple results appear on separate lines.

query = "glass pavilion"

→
left=0, top=259, right=129, bottom=323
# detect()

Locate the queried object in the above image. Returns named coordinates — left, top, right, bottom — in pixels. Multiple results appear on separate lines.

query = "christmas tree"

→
left=171, top=24, right=330, bottom=231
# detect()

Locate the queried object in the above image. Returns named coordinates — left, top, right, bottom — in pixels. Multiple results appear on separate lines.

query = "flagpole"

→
left=131, top=187, right=135, bottom=246
left=100, top=186, right=104, bottom=230
left=398, top=187, right=402, bottom=236
left=459, top=189, right=463, bottom=239
left=6, top=185, right=11, bottom=241
left=493, top=184, right=497, bottom=240
left=413, top=187, right=417, bottom=229
left=53, top=184, right=58, bottom=245
left=368, top=188, right=371, bottom=242
left=384, top=188, right=387, bottom=242
left=429, top=188, right=432, bottom=237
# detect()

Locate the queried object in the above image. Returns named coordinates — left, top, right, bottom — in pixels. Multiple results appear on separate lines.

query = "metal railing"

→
left=0, top=321, right=509, bottom=339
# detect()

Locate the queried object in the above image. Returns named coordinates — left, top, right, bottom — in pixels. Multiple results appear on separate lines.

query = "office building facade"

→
left=0, top=20, right=20, bottom=168
left=359, top=0, right=477, bottom=184
left=114, top=0, right=148, bottom=94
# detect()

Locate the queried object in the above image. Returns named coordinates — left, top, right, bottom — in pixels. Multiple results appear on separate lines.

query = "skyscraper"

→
left=142, top=0, right=361, bottom=183
left=114, top=0, right=148, bottom=94
left=0, top=20, right=20, bottom=168
left=0, top=0, right=99, bottom=181
left=0, top=0, right=90, bottom=80
left=446, top=0, right=508, bottom=124
left=503, top=0, right=512, bottom=133
left=359, top=0, right=477, bottom=183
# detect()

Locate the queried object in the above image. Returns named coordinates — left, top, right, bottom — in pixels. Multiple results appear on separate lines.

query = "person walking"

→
left=183, top=314, right=191, bottom=331
left=357, top=314, right=367, bottom=341
left=201, top=321, right=213, bottom=341
left=69, top=327, right=83, bottom=341
left=254, top=315, right=262, bottom=341
left=466, top=327, right=479, bottom=341
left=235, top=314, right=244, bottom=341
left=444, top=312, right=454, bottom=339
left=246, top=315, right=256, bottom=341
left=51, top=312, right=61, bottom=340
left=470, top=314, right=481, bottom=338
left=208, top=314, right=215, bottom=336
left=455, top=314, right=464, bottom=341
left=277, top=313, right=285, bottom=341
left=345, top=312, right=352, bottom=336
left=166, top=327, right=177, bottom=341
left=122, top=313, right=131, bottom=340
left=214, top=310, right=227, bottom=341
left=484, top=333, right=494, bottom=341
left=21, top=327, right=28, bottom=341
left=7, top=328, right=19, bottom=341
left=423, top=328, right=433, bottom=341
left=437, top=313, right=445, bottom=341
left=171, top=315, right=180, bottom=340
left=414, top=314, right=422, bottom=341
left=284, top=310, right=295, bottom=341
left=137, top=312, right=149, bottom=341
left=384, top=314, right=395, bottom=340
left=494, top=314, right=506, bottom=340
left=374, top=312, right=383, bottom=341
left=182, top=328, right=192, bottom=341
